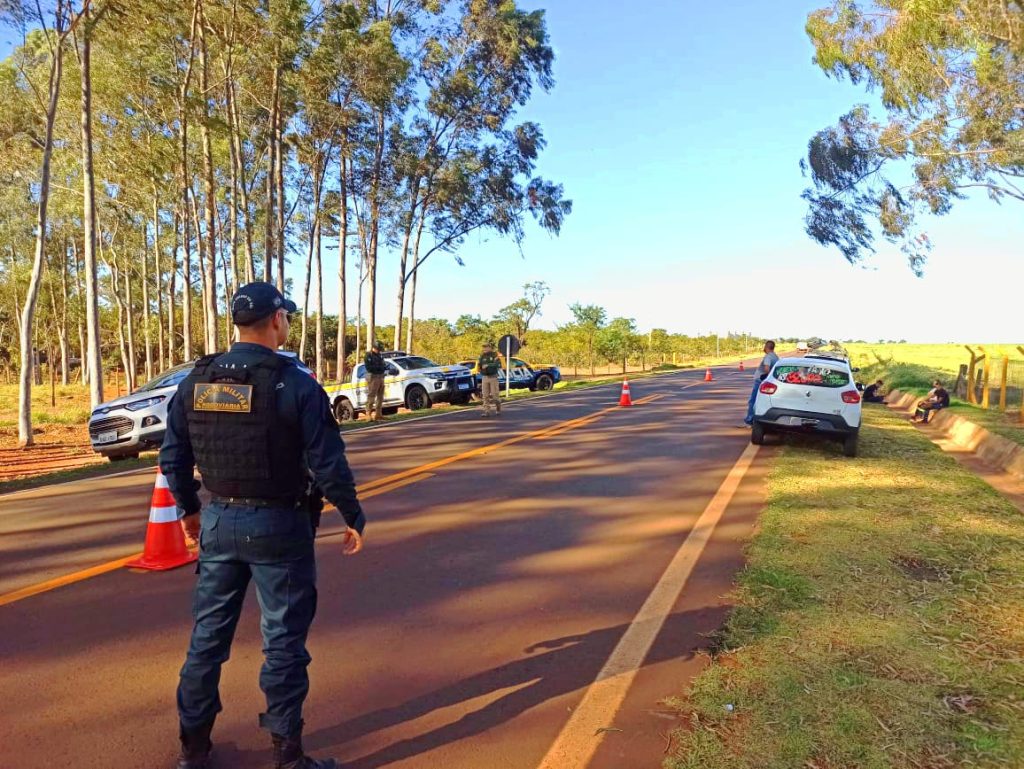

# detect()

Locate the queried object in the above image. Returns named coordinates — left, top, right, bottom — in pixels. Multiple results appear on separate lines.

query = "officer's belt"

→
left=211, top=496, right=301, bottom=509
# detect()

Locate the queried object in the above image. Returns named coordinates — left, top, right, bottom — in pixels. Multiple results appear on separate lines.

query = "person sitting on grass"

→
left=911, top=381, right=949, bottom=423
left=862, top=380, right=885, bottom=403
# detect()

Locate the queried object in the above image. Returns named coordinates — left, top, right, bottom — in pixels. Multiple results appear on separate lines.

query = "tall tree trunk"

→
left=264, top=152, right=275, bottom=282
left=406, top=212, right=426, bottom=354
left=366, top=110, right=385, bottom=351
left=177, top=3, right=199, bottom=362
left=222, top=3, right=254, bottom=283
left=191, top=190, right=212, bottom=354
left=218, top=204, right=232, bottom=346
left=198, top=1, right=218, bottom=353
left=299, top=233, right=313, bottom=362
left=104, top=245, right=131, bottom=392
left=314, top=199, right=323, bottom=380
left=123, top=252, right=137, bottom=391
left=181, top=198, right=193, bottom=361
left=393, top=183, right=420, bottom=351
left=77, top=322, right=86, bottom=384
left=142, top=206, right=153, bottom=381
left=80, top=11, right=103, bottom=408
left=58, top=242, right=70, bottom=385
left=18, top=14, right=65, bottom=447
left=336, top=141, right=348, bottom=380
left=274, top=70, right=286, bottom=292
left=168, top=211, right=178, bottom=367
left=153, top=188, right=165, bottom=372
left=191, top=193, right=208, bottom=356
left=71, top=238, right=87, bottom=386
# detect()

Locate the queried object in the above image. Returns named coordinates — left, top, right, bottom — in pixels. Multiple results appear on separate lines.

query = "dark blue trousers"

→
left=178, top=502, right=317, bottom=736
left=744, top=378, right=761, bottom=425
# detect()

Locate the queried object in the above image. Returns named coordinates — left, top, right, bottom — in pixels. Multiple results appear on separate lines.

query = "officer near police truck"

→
left=160, top=281, right=365, bottom=769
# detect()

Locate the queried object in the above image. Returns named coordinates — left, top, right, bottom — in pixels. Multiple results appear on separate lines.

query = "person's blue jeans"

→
left=177, top=502, right=317, bottom=736
left=744, top=379, right=761, bottom=425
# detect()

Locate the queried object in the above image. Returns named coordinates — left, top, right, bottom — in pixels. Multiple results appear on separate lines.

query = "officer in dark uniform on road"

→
left=160, top=281, right=365, bottom=769
left=363, top=341, right=387, bottom=422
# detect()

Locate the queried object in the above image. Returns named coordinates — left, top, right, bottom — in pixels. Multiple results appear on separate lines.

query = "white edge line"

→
left=536, top=442, right=761, bottom=769
left=0, top=465, right=157, bottom=500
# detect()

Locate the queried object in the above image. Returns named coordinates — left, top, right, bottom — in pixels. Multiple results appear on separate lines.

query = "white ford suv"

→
left=88, top=351, right=315, bottom=460
left=750, top=353, right=862, bottom=456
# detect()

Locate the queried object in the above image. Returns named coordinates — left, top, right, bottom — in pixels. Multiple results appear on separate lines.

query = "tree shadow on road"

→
left=306, top=607, right=722, bottom=768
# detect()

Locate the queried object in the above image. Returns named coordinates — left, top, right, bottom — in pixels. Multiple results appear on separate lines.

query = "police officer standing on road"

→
left=364, top=341, right=387, bottom=422
left=478, top=341, right=502, bottom=418
left=160, top=281, right=365, bottom=769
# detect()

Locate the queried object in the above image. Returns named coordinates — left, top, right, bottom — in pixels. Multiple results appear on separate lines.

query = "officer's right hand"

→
left=341, top=527, right=363, bottom=555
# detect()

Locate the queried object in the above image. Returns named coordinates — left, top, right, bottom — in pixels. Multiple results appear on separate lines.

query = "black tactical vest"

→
left=182, top=352, right=305, bottom=500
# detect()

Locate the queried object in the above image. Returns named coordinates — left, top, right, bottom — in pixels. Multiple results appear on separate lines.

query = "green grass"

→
left=0, top=455, right=157, bottom=495
left=665, top=407, right=1024, bottom=769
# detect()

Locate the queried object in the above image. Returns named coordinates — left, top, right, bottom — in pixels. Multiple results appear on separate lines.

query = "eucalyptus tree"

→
left=803, top=1, right=1024, bottom=272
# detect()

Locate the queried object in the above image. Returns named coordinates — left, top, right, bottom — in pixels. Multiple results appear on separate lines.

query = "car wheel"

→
left=535, top=374, right=554, bottom=391
left=450, top=394, right=470, bottom=406
left=843, top=432, right=858, bottom=457
left=382, top=406, right=399, bottom=416
left=108, top=451, right=140, bottom=462
left=405, top=385, right=431, bottom=411
left=750, top=423, right=765, bottom=446
left=333, top=398, right=355, bottom=422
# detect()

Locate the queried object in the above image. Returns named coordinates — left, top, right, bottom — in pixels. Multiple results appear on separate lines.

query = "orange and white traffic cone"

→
left=704, top=368, right=714, bottom=382
left=619, top=378, right=633, bottom=407
left=125, top=469, right=198, bottom=571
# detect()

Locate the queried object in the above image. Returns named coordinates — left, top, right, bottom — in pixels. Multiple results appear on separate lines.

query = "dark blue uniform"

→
left=160, top=342, right=364, bottom=738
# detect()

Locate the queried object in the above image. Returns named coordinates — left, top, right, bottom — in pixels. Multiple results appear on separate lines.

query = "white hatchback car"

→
left=750, top=353, right=862, bottom=456
left=88, top=351, right=315, bottom=460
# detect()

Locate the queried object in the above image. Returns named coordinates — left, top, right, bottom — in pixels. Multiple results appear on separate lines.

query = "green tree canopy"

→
left=802, top=0, right=1024, bottom=273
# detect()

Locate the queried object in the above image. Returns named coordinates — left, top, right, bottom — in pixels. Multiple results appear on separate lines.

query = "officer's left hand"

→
left=180, top=513, right=201, bottom=549
left=341, top=527, right=363, bottom=555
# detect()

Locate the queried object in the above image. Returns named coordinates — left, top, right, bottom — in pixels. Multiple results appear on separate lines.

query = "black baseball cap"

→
left=231, top=282, right=297, bottom=326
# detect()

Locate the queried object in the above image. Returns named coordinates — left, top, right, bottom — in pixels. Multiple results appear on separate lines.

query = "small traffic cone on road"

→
left=125, top=469, right=197, bottom=571
left=704, top=368, right=714, bottom=382
left=619, top=378, right=633, bottom=407
left=739, top=361, right=745, bottom=372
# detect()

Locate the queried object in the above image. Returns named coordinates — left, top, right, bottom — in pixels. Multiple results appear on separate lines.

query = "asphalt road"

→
left=0, top=364, right=773, bottom=769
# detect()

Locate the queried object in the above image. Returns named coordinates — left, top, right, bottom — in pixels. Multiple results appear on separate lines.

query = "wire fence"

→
left=955, top=349, right=1024, bottom=419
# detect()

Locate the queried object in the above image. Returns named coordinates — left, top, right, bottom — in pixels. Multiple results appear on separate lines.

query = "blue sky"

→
left=385, top=0, right=1023, bottom=343
left=3, top=3, right=1020, bottom=343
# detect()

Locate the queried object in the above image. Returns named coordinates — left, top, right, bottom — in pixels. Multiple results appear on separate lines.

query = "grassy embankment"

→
left=666, top=405, right=1024, bottom=768
left=845, top=344, right=1024, bottom=446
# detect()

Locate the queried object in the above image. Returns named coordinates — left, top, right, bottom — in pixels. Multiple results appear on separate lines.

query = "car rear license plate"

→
left=458, top=383, right=470, bottom=390
left=96, top=430, right=118, bottom=444
left=801, top=418, right=819, bottom=428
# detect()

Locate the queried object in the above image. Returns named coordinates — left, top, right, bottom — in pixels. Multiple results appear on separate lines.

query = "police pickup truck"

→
left=324, top=353, right=477, bottom=421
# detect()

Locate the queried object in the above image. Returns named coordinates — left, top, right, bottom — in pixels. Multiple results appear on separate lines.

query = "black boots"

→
left=271, top=722, right=339, bottom=769
left=177, top=721, right=213, bottom=769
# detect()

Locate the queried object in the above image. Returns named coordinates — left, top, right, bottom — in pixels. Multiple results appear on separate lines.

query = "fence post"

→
left=1019, top=348, right=1024, bottom=424
left=965, top=345, right=979, bottom=404
left=1000, top=356, right=1009, bottom=411
left=981, top=351, right=991, bottom=409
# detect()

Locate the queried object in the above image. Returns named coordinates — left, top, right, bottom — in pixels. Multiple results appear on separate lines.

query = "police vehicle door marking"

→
left=194, top=383, right=254, bottom=413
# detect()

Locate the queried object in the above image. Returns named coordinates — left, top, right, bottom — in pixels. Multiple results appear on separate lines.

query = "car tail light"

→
left=841, top=390, right=861, bottom=404
left=759, top=381, right=777, bottom=395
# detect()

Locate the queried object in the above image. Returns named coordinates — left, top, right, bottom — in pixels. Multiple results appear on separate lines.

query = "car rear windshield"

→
left=774, top=364, right=850, bottom=388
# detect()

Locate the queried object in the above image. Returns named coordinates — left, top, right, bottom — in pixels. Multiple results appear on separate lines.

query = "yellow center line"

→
left=0, top=387, right=677, bottom=608
left=0, top=553, right=144, bottom=608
